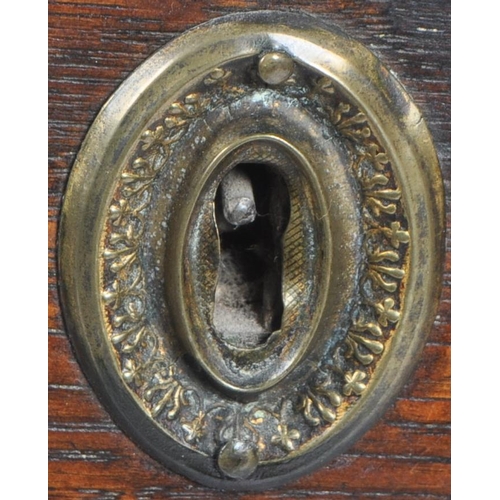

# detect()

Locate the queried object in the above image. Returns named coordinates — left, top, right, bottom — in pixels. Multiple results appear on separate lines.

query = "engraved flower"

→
left=109, top=199, right=129, bottom=226
left=382, top=221, right=410, bottom=248
left=343, top=370, right=367, bottom=396
left=181, top=411, right=206, bottom=443
left=365, top=143, right=389, bottom=171
left=271, top=424, right=301, bottom=452
left=375, top=298, right=401, bottom=327
left=122, top=358, right=141, bottom=385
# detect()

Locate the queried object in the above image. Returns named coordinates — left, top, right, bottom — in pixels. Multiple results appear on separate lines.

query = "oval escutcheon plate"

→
left=59, top=11, right=445, bottom=490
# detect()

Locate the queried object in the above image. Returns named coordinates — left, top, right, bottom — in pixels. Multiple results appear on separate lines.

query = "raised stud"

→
left=258, top=52, right=294, bottom=85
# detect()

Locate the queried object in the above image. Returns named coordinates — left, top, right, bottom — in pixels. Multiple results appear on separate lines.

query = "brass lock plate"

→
left=59, top=11, right=445, bottom=490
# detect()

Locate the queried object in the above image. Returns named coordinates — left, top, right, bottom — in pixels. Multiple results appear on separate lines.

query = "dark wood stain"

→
left=49, top=0, right=450, bottom=497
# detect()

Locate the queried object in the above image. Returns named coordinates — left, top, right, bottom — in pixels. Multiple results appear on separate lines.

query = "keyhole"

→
left=213, top=164, right=290, bottom=348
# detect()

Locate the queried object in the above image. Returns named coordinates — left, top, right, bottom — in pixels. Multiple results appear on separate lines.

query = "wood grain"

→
left=49, top=0, right=450, bottom=497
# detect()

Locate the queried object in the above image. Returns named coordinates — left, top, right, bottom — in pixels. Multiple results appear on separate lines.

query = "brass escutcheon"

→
left=59, top=11, right=445, bottom=490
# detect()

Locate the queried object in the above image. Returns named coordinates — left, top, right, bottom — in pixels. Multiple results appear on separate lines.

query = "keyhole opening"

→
left=213, top=164, right=290, bottom=349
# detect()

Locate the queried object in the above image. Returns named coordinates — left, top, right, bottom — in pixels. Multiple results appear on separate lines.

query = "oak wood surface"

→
left=48, top=0, right=451, bottom=497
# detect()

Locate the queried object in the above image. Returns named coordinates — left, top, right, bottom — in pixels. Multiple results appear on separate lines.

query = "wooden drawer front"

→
left=49, top=1, right=450, bottom=497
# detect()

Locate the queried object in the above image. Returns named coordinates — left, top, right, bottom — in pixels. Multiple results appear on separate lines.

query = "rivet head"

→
left=217, top=440, right=259, bottom=479
left=258, top=52, right=294, bottom=85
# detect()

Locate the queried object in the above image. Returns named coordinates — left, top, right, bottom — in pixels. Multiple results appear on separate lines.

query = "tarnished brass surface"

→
left=59, top=11, right=445, bottom=490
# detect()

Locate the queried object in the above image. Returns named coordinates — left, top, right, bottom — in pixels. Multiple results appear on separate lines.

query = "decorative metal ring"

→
left=59, top=10, right=445, bottom=490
